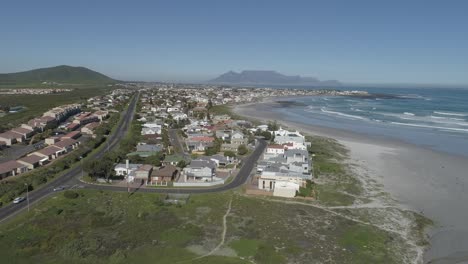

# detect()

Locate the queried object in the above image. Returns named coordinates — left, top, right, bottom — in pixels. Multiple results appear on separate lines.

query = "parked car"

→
left=13, top=197, right=26, bottom=204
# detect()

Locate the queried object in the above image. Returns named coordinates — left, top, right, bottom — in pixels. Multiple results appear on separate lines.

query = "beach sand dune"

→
left=234, top=101, right=468, bottom=263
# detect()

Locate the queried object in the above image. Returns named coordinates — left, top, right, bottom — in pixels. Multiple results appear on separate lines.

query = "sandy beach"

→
left=234, top=99, right=468, bottom=264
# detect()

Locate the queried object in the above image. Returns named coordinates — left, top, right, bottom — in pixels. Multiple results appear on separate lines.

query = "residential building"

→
left=150, top=165, right=178, bottom=185
left=0, top=160, right=28, bottom=179
left=182, top=159, right=217, bottom=182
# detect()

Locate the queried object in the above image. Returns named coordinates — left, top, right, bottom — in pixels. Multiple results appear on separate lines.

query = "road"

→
left=82, top=139, right=266, bottom=194
left=0, top=91, right=267, bottom=223
left=0, top=92, right=139, bottom=223
left=168, top=128, right=190, bottom=158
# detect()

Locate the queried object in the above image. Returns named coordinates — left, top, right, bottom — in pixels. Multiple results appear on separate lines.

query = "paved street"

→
left=0, top=92, right=267, bottom=223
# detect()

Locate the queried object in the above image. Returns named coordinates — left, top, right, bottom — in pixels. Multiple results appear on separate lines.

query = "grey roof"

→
left=136, top=144, right=163, bottom=152
left=189, top=159, right=217, bottom=170
left=115, top=163, right=142, bottom=170
left=284, top=149, right=308, bottom=157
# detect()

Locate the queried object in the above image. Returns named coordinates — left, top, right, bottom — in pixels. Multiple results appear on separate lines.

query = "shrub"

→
left=63, top=190, right=79, bottom=199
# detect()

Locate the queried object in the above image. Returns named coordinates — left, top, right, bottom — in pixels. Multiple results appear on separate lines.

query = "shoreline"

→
left=232, top=98, right=468, bottom=263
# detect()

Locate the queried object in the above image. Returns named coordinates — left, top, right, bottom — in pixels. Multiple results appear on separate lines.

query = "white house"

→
left=182, top=160, right=217, bottom=182
left=142, top=123, right=162, bottom=135
left=266, top=144, right=286, bottom=155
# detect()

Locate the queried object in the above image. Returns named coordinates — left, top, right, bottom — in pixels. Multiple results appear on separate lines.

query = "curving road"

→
left=0, top=92, right=267, bottom=223
left=0, top=92, right=139, bottom=223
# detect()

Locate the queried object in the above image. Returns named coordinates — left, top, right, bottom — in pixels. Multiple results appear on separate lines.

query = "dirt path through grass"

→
left=252, top=196, right=424, bottom=264
left=193, top=197, right=233, bottom=260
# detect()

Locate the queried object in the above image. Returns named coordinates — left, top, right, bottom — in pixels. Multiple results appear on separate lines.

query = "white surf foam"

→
left=320, top=108, right=368, bottom=120
left=433, top=111, right=468, bottom=117
left=390, top=122, right=468, bottom=133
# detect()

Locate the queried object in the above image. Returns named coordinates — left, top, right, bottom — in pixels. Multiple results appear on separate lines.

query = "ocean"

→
left=271, top=87, right=468, bottom=157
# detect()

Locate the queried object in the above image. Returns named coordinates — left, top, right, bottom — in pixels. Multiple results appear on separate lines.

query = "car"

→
left=13, top=197, right=26, bottom=204
left=53, top=186, right=66, bottom=192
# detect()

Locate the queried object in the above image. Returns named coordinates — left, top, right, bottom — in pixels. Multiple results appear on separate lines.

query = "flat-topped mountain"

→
left=209, top=70, right=341, bottom=86
left=0, top=65, right=117, bottom=85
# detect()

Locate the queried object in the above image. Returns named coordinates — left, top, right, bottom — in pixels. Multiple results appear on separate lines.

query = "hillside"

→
left=0, top=65, right=117, bottom=85
left=209, top=70, right=341, bottom=86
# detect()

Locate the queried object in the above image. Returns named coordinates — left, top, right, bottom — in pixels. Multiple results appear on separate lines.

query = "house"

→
left=81, top=122, right=100, bottom=135
left=172, top=112, right=188, bottom=121
left=182, top=159, right=217, bottom=182
left=93, top=110, right=108, bottom=121
left=199, top=154, right=232, bottom=167
left=150, top=165, right=178, bottom=185
left=11, top=127, right=34, bottom=139
left=266, top=144, right=286, bottom=155
left=62, top=131, right=81, bottom=140
left=273, top=127, right=310, bottom=149
left=114, top=163, right=142, bottom=176
left=231, top=131, right=247, bottom=146
left=66, top=122, right=80, bottom=131
left=212, top=115, right=230, bottom=124
left=127, top=144, right=163, bottom=158
left=186, top=136, right=215, bottom=152
left=74, top=112, right=99, bottom=125
left=45, top=137, right=60, bottom=145
left=215, top=130, right=231, bottom=141
left=250, top=124, right=268, bottom=133
left=33, top=145, right=64, bottom=160
left=134, top=165, right=153, bottom=184
left=0, top=160, right=28, bottom=179
left=54, top=138, right=80, bottom=153
left=142, top=123, right=162, bottom=135
left=0, top=131, right=21, bottom=145
left=26, top=116, right=57, bottom=132
left=17, top=154, right=46, bottom=169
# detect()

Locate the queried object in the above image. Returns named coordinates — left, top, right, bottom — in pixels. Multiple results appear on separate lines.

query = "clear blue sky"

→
left=1, top=0, right=468, bottom=85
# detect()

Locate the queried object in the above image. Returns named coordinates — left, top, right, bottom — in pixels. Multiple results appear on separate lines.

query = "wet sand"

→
left=233, top=99, right=468, bottom=264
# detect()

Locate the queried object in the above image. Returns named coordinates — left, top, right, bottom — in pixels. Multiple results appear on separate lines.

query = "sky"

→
left=1, top=0, right=468, bottom=85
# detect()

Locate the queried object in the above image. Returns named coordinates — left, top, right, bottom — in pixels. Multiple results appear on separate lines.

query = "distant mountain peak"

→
left=209, top=70, right=340, bottom=86
left=0, top=65, right=117, bottom=85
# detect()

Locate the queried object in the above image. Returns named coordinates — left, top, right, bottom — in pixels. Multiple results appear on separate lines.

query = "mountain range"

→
left=0, top=65, right=117, bottom=85
left=209, top=70, right=340, bottom=86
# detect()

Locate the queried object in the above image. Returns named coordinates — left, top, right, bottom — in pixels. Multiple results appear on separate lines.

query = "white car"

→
left=53, top=186, right=66, bottom=192
left=13, top=197, right=26, bottom=204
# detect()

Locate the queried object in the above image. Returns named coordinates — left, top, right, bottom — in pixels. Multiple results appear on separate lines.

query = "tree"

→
left=267, top=120, right=279, bottom=131
left=237, top=144, right=248, bottom=155
left=176, top=160, right=187, bottom=168
left=260, top=131, right=272, bottom=140
left=145, top=153, right=164, bottom=166
left=207, top=99, right=213, bottom=110
left=224, top=150, right=237, bottom=158
left=83, top=157, right=114, bottom=180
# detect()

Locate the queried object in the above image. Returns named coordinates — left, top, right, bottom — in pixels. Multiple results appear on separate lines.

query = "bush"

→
left=63, top=190, right=79, bottom=199
left=237, top=144, right=248, bottom=156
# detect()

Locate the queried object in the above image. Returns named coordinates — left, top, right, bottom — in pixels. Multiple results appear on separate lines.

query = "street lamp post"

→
left=79, top=156, right=84, bottom=178
left=24, top=183, right=30, bottom=212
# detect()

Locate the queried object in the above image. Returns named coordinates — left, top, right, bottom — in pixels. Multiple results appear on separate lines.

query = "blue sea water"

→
left=272, top=87, right=468, bottom=157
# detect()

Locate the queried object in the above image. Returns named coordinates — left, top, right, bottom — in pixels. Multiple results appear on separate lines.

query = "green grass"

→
left=0, top=190, right=408, bottom=263
left=230, top=239, right=260, bottom=257
left=0, top=87, right=112, bottom=131
left=304, top=135, right=364, bottom=206
left=338, top=224, right=396, bottom=263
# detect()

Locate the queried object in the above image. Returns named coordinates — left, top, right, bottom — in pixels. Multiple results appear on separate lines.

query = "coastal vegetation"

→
left=0, top=189, right=412, bottom=263
left=0, top=86, right=112, bottom=132
left=0, top=111, right=122, bottom=205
